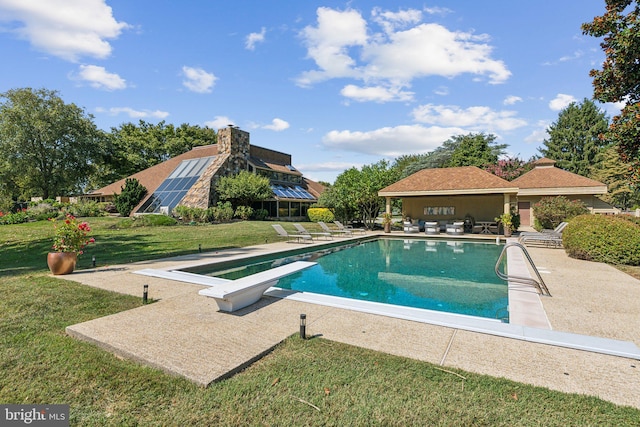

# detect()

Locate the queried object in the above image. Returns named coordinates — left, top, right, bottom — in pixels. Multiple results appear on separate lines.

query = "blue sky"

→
left=0, top=1, right=619, bottom=183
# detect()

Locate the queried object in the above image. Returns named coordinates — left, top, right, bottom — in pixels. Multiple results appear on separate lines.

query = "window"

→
left=137, top=156, right=215, bottom=214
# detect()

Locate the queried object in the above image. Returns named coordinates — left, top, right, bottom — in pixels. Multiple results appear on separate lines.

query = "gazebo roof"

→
left=379, top=166, right=518, bottom=197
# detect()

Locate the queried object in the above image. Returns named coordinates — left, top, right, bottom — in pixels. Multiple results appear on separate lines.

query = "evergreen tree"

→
left=539, top=98, right=609, bottom=176
left=590, top=145, right=640, bottom=209
left=114, top=178, right=148, bottom=217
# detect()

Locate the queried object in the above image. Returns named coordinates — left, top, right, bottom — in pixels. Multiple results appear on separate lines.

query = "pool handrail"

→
left=495, top=242, right=551, bottom=297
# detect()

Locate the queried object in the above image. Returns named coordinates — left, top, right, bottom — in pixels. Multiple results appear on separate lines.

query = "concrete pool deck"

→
left=64, top=233, right=640, bottom=409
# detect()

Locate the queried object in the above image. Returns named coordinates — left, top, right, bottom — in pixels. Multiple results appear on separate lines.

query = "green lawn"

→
left=1, top=217, right=639, bottom=425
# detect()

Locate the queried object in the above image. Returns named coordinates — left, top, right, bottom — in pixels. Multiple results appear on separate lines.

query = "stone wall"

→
left=179, top=126, right=250, bottom=209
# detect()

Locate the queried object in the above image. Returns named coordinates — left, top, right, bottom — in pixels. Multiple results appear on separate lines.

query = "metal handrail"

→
left=495, top=242, right=551, bottom=297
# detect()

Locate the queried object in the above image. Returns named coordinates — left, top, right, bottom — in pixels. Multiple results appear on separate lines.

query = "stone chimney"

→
left=178, top=126, right=251, bottom=209
left=217, top=125, right=250, bottom=173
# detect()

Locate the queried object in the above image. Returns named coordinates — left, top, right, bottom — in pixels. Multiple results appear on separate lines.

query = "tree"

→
left=590, top=144, right=640, bottom=209
left=582, top=1, right=640, bottom=181
left=396, top=133, right=506, bottom=178
left=104, top=120, right=217, bottom=182
left=484, top=156, right=535, bottom=181
left=319, top=160, right=399, bottom=229
left=215, top=171, right=272, bottom=208
left=114, top=178, right=147, bottom=216
left=445, top=133, right=507, bottom=167
left=539, top=99, right=610, bottom=176
left=0, top=88, right=103, bottom=199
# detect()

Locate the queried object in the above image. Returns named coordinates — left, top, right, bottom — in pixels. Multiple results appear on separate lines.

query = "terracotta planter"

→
left=47, top=252, right=77, bottom=275
left=384, top=223, right=391, bottom=233
left=503, top=226, right=512, bottom=238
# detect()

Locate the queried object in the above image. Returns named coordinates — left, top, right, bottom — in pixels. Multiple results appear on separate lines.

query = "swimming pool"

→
left=186, top=238, right=509, bottom=321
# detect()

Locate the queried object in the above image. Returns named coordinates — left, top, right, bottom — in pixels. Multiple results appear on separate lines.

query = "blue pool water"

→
left=190, top=238, right=508, bottom=321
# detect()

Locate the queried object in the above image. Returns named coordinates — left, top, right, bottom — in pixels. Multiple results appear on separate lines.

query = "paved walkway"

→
left=64, top=234, right=640, bottom=409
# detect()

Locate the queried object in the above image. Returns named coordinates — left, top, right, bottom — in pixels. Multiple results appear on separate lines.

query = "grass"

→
left=1, top=217, right=639, bottom=425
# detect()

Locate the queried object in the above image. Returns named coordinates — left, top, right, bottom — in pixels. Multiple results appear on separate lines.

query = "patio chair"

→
left=334, top=220, right=366, bottom=234
left=424, top=221, right=439, bottom=235
left=403, top=220, right=419, bottom=233
left=318, top=221, right=352, bottom=236
left=293, top=223, right=333, bottom=240
left=446, top=221, right=464, bottom=235
left=271, top=224, right=313, bottom=243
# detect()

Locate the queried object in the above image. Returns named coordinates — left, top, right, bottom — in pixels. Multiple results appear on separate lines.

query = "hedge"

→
left=307, top=207, right=335, bottom=223
left=563, top=214, right=640, bottom=265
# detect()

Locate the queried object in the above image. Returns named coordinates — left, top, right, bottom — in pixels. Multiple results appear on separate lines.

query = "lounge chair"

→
left=318, top=221, right=352, bottom=236
left=334, top=220, right=366, bottom=234
left=293, top=223, right=332, bottom=240
left=520, top=222, right=568, bottom=237
left=446, top=221, right=464, bottom=235
left=271, top=224, right=313, bottom=243
left=424, top=221, right=439, bottom=235
left=519, top=232, right=563, bottom=248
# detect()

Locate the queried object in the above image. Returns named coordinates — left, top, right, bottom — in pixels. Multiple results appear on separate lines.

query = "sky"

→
left=0, top=0, right=621, bottom=184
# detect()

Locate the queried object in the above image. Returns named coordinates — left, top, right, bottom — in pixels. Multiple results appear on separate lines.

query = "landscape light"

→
left=143, top=284, right=149, bottom=304
left=300, top=314, right=306, bottom=340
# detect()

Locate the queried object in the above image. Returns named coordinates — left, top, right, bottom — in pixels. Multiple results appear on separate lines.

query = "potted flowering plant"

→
left=47, top=214, right=95, bottom=275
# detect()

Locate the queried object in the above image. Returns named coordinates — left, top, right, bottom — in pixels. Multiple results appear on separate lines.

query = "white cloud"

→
left=263, top=118, right=290, bottom=131
left=296, top=7, right=510, bottom=97
left=322, top=124, right=465, bottom=157
left=524, top=120, right=550, bottom=144
left=204, top=116, right=235, bottom=129
left=371, top=7, right=422, bottom=34
left=434, top=86, right=449, bottom=96
left=296, top=161, right=363, bottom=172
left=95, top=107, right=169, bottom=119
left=0, top=0, right=129, bottom=61
left=549, top=93, right=576, bottom=111
left=245, top=27, right=266, bottom=50
left=182, top=66, right=217, bottom=93
left=296, top=7, right=367, bottom=87
left=74, top=64, right=126, bottom=90
left=503, top=95, right=522, bottom=105
left=412, top=104, right=527, bottom=132
left=559, top=50, right=584, bottom=62
left=340, top=84, right=414, bottom=102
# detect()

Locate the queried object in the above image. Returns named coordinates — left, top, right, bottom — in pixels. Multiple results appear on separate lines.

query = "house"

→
left=378, top=158, right=609, bottom=227
left=84, top=126, right=323, bottom=219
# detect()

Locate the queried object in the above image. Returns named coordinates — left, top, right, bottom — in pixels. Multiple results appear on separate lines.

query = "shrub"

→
left=234, top=205, right=254, bottom=220
left=173, top=205, right=208, bottom=223
left=64, top=201, right=108, bottom=217
left=563, top=214, right=640, bottom=265
left=308, top=207, right=335, bottom=223
left=212, top=201, right=234, bottom=222
left=0, top=210, right=30, bottom=225
left=253, top=208, right=269, bottom=220
left=27, top=202, right=59, bottom=221
left=533, top=196, right=589, bottom=230
left=114, top=178, right=147, bottom=217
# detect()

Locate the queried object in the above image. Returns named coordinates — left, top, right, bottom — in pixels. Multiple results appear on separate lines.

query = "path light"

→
left=143, top=284, right=149, bottom=304
left=300, top=314, right=306, bottom=340
left=92, top=255, right=96, bottom=268
left=199, top=244, right=202, bottom=253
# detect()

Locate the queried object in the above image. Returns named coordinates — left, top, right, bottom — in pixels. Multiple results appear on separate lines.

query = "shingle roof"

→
left=379, top=166, right=517, bottom=196
left=89, top=144, right=219, bottom=196
left=512, top=160, right=607, bottom=194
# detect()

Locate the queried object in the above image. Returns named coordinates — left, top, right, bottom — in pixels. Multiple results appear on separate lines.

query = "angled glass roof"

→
left=137, top=156, right=215, bottom=214
left=271, top=184, right=315, bottom=200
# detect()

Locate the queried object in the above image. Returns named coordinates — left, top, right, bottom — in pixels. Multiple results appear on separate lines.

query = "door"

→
left=518, top=202, right=531, bottom=226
